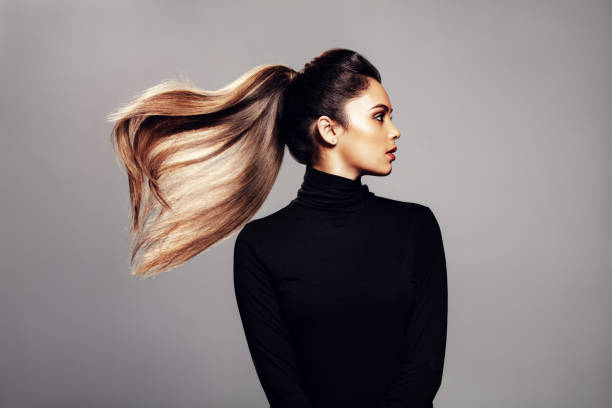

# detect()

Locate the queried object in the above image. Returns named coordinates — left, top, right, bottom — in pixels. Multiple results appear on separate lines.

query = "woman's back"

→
left=234, top=165, right=448, bottom=408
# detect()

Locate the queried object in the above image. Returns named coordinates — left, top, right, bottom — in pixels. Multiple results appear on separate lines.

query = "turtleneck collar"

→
left=292, top=165, right=370, bottom=211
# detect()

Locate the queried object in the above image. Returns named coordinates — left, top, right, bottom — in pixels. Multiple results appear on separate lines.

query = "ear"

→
left=316, top=115, right=341, bottom=146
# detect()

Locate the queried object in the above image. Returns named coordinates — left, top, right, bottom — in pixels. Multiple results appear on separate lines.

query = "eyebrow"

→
left=368, top=103, right=393, bottom=113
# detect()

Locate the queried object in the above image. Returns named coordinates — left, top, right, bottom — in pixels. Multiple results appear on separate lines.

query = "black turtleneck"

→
left=233, top=165, right=448, bottom=408
left=292, top=165, right=370, bottom=211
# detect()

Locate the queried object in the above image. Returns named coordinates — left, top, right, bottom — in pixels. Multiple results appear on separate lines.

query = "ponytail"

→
left=107, top=65, right=297, bottom=279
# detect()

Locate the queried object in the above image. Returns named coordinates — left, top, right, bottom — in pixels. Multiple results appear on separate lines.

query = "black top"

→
left=233, top=165, right=448, bottom=408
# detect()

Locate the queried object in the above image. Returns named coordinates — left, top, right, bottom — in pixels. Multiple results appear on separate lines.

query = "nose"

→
left=390, top=127, right=400, bottom=140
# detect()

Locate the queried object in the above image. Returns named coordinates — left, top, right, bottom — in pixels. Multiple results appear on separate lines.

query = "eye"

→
left=374, top=112, right=394, bottom=122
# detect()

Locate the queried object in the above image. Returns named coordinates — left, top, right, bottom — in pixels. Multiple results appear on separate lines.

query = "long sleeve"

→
left=377, top=207, right=448, bottom=408
left=233, top=231, right=314, bottom=408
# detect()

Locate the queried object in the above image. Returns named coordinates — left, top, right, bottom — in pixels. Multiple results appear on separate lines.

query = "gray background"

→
left=1, top=0, right=610, bottom=407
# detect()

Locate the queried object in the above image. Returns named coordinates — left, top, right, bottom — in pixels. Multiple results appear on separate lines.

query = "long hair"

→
left=108, top=48, right=380, bottom=279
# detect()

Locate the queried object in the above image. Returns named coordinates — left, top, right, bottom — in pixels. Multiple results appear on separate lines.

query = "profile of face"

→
left=315, top=77, right=401, bottom=178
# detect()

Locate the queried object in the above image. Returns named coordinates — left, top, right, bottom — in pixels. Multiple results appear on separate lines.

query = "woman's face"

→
left=317, top=77, right=401, bottom=178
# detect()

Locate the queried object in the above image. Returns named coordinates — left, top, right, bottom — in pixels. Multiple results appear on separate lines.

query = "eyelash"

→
left=375, top=113, right=393, bottom=122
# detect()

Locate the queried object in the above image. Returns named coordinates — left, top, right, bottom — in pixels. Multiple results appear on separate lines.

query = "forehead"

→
left=345, top=77, right=392, bottom=111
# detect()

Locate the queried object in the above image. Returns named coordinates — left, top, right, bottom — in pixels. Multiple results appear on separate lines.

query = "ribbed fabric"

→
left=293, top=165, right=371, bottom=211
left=234, top=165, right=448, bottom=408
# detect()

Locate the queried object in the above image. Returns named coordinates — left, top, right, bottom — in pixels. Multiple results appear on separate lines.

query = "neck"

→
left=292, top=164, right=370, bottom=211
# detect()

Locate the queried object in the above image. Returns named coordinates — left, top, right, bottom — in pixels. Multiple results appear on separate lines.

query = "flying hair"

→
left=107, top=48, right=381, bottom=279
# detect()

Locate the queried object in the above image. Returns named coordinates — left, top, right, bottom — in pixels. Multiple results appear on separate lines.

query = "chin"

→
left=381, top=160, right=393, bottom=175
left=368, top=164, right=393, bottom=177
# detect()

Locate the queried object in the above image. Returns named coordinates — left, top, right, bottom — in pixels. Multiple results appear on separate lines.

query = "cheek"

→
left=342, top=131, right=383, bottom=165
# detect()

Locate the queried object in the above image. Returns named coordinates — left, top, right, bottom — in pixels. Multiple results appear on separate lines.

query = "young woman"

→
left=108, top=48, right=447, bottom=408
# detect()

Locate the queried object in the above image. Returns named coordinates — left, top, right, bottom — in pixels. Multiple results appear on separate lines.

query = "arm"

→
left=233, top=230, right=313, bottom=408
left=377, top=206, right=448, bottom=408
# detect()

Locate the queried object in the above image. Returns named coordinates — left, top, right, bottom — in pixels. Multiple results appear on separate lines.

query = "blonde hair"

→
left=107, top=64, right=297, bottom=279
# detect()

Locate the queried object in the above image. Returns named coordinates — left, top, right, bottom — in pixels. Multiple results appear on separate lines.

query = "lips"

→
left=386, top=146, right=397, bottom=161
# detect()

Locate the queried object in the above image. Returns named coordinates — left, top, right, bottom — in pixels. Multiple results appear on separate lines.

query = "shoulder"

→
left=367, top=194, right=444, bottom=242
left=235, top=205, right=292, bottom=247
left=369, top=193, right=436, bottom=222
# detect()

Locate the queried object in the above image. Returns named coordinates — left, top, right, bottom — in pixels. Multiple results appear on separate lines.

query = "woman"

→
left=108, top=48, right=447, bottom=408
